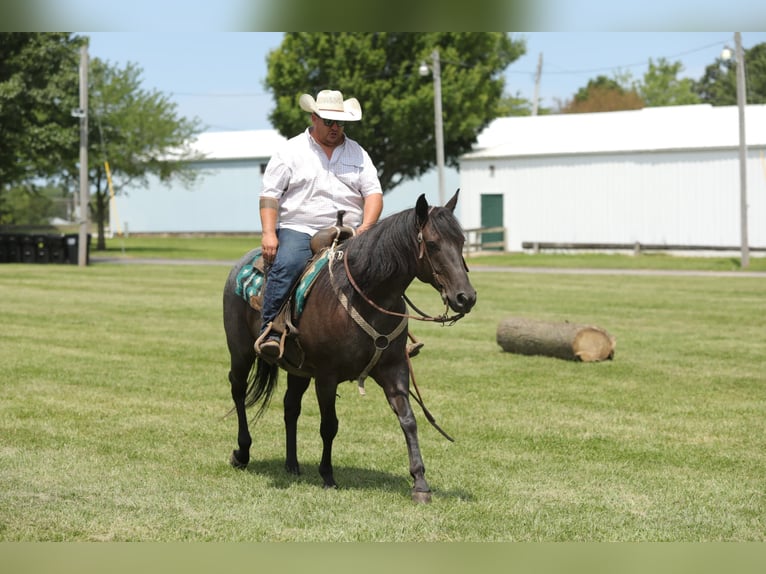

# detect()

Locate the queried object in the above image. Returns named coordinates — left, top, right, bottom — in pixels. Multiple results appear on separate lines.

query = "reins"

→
left=405, top=351, right=455, bottom=442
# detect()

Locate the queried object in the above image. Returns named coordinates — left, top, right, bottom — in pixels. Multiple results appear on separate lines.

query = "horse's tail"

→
left=244, top=357, right=279, bottom=420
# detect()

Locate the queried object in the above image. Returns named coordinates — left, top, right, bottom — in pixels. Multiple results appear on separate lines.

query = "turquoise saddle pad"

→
left=235, top=249, right=330, bottom=315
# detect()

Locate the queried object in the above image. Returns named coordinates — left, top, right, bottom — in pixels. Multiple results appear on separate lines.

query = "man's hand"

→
left=259, top=198, right=279, bottom=264
left=261, top=230, right=278, bottom=264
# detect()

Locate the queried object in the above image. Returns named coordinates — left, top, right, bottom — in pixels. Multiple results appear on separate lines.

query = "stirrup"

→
left=254, top=324, right=284, bottom=360
left=407, top=342, right=424, bottom=357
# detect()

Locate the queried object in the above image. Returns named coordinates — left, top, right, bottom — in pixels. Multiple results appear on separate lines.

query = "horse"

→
left=222, top=190, right=476, bottom=502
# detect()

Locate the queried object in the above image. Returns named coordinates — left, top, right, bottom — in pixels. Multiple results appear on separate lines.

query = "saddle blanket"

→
left=235, top=249, right=330, bottom=315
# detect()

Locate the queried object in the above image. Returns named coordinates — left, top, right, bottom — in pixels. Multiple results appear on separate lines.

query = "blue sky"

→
left=83, top=32, right=766, bottom=134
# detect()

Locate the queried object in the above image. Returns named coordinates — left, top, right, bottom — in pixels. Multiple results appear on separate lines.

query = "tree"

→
left=79, top=57, right=205, bottom=250
left=695, top=42, right=766, bottom=105
left=1, top=184, right=57, bottom=225
left=0, top=33, right=84, bottom=222
left=637, top=58, right=700, bottom=107
left=560, top=75, right=644, bottom=114
left=264, top=32, right=523, bottom=193
left=496, top=92, right=552, bottom=116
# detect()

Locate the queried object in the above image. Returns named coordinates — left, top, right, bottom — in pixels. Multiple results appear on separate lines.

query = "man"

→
left=257, top=89, right=383, bottom=357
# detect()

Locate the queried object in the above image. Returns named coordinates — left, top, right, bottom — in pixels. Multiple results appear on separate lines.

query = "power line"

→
left=507, top=39, right=728, bottom=76
left=171, top=91, right=270, bottom=98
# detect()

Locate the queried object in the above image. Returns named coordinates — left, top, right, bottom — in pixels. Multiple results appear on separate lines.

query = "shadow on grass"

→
left=242, top=457, right=475, bottom=501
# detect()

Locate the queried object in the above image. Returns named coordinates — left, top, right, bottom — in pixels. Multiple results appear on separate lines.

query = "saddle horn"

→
left=310, top=210, right=356, bottom=254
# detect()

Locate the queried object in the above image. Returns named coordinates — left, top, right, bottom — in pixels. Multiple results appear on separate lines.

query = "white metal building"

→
left=112, top=130, right=285, bottom=234
left=459, top=104, right=766, bottom=252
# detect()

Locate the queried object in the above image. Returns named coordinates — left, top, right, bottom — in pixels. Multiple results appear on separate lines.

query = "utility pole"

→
left=432, top=49, right=445, bottom=207
left=734, top=32, right=749, bottom=268
left=77, top=44, right=89, bottom=267
left=419, top=49, right=446, bottom=206
left=532, top=52, right=543, bottom=116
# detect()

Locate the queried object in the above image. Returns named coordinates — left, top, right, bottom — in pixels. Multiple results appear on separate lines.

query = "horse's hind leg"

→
left=223, top=267, right=260, bottom=470
left=378, top=366, right=432, bottom=503
left=229, top=364, right=253, bottom=468
left=284, top=374, right=311, bottom=475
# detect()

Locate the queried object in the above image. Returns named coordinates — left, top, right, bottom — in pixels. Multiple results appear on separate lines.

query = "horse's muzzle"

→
left=449, top=288, right=476, bottom=314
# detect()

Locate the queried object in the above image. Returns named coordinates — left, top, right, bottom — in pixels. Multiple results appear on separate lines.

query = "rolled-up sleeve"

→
left=261, top=152, right=292, bottom=200
left=358, top=149, right=383, bottom=198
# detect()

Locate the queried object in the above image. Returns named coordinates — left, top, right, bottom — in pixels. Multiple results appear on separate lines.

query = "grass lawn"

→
left=1, top=238, right=765, bottom=541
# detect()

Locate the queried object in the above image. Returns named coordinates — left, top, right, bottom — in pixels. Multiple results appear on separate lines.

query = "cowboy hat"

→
left=299, top=89, right=362, bottom=121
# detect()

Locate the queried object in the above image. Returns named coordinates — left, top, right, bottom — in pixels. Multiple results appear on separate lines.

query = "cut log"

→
left=496, top=317, right=615, bottom=362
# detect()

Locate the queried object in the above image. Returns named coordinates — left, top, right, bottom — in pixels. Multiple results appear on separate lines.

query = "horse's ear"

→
left=445, top=188, right=460, bottom=212
left=416, top=193, right=429, bottom=225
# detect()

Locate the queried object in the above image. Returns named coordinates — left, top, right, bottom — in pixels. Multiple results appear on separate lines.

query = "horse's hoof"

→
left=323, top=483, right=338, bottom=490
left=411, top=489, right=432, bottom=504
left=285, top=463, right=301, bottom=476
left=229, top=450, right=248, bottom=469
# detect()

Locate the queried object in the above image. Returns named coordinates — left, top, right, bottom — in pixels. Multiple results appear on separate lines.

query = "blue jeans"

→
left=260, top=228, right=313, bottom=332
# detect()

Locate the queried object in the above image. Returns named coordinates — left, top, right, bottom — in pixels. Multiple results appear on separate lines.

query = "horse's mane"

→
left=344, top=203, right=463, bottom=291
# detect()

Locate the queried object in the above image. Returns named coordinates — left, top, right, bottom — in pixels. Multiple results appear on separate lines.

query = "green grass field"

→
left=1, top=238, right=765, bottom=541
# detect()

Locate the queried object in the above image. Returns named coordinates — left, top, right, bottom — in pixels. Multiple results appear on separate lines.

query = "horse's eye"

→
left=426, top=241, right=440, bottom=252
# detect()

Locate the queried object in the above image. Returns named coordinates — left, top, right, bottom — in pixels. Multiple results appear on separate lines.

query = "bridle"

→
left=341, top=217, right=467, bottom=325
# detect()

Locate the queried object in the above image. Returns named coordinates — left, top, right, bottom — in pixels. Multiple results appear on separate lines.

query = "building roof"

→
left=463, top=104, right=766, bottom=160
left=191, top=129, right=288, bottom=161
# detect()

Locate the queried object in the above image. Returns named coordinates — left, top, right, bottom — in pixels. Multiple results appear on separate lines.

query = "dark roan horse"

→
left=222, top=190, right=476, bottom=502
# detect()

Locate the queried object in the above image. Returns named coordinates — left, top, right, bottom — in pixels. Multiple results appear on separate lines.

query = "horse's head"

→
left=415, top=190, right=477, bottom=315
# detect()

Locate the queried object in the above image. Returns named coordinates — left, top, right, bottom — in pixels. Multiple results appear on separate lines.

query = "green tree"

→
left=1, top=184, right=55, bottom=225
left=79, top=57, right=205, bottom=250
left=496, top=92, right=552, bottom=116
left=637, top=57, right=701, bottom=107
left=695, top=42, right=766, bottom=105
left=265, top=32, right=523, bottom=193
left=560, top=75, right=644, bottom=113
left=0, top=33, right=84, bottom=222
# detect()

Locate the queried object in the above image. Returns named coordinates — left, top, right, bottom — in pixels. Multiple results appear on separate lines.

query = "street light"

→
left=721, top=32, right=749, bottom=268
left=419, top=49, right=446, bottom=207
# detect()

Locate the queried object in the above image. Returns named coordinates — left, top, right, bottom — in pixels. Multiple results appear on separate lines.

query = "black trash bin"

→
left=64, top=233, right=91, bottom=265
left=34, top=235, right=51, bottom=263
left=3, top=235, right=21, bottom=262
left=48, top=235, right=67, bottom=263
left=21, top=235, right=36, bottom=263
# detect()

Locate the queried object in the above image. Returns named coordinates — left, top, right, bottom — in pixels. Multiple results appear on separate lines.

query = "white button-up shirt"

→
left=260, top=128, right=383, bottom=236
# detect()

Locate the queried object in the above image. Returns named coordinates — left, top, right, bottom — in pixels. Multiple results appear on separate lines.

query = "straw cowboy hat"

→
left=299, top=89, right=362, bottom=121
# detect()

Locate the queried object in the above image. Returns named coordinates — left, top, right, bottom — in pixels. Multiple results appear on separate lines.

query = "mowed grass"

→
left=1, top=244, right=765, bottom=541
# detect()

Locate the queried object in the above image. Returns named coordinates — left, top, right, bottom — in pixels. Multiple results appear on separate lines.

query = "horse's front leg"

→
left=314, top=378, right=339, bottom=489
left=284, top=374, right=311, bottom=475
left=377, top=363, right=431, bottom=503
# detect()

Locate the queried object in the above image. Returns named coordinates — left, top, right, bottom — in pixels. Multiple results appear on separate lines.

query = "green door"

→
left=480, top=194, right=504, bottom=250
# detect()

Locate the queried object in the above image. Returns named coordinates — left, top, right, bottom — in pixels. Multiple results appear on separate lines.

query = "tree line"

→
left=549, top=44, right=766, bottom=114
left=2, top=33, right=764, bottom=249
